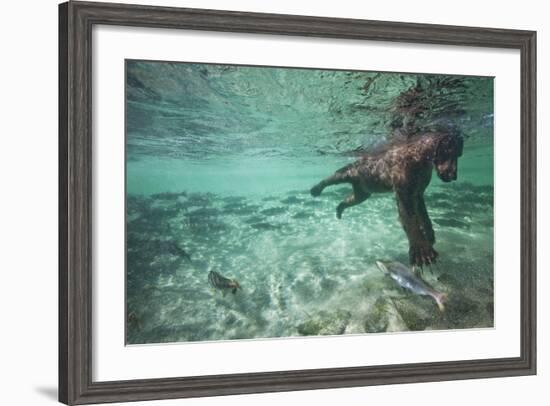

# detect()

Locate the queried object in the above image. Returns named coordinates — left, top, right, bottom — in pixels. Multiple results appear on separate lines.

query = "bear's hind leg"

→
left=336, top=186, right=370, bottom=219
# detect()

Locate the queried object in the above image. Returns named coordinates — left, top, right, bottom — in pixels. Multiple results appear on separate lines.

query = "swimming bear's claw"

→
left=409, top=244, right=438, bottom=267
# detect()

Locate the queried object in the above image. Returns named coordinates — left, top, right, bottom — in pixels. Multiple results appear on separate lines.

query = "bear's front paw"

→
left=409, top=243, right=438, bottom=267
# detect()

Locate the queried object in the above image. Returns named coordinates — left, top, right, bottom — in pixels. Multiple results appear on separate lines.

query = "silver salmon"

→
left=375, top=260, right=447, bottom=311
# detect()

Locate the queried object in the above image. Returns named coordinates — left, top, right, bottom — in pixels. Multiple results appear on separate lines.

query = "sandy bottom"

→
left=126, top=180, right=494, bottom=344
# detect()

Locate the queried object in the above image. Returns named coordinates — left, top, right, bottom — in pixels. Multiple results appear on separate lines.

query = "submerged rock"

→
left=364, top=298, right=389, bottom=333
left=297, top=309, right=351, bottom=336
left=442, top=294, right=482, bottom=327
left=363, top=296, right=409, bottom=333
left=392, top=296, right=438, bottom=331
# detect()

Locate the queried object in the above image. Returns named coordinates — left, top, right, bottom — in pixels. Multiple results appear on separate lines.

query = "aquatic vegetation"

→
left=297, top=309, right=352, bottom=336
left=125, top=61, right=494, bottom=344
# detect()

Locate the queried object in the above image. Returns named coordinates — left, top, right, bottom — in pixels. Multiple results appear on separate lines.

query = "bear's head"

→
left=433, top=134, right=463, bottom=182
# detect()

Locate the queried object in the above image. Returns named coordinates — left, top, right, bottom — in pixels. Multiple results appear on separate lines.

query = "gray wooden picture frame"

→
left=59, top=1, right=537, bottom=404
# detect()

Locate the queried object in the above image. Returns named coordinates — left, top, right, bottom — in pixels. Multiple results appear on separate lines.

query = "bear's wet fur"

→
left=310, top=132, right=463, bottom=267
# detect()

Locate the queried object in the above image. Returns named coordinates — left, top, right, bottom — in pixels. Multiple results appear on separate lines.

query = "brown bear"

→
left=310, top=132, right=463, bottom=267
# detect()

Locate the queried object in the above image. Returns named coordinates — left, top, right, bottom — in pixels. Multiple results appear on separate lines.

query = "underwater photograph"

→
left=125, top=60, right=494, bottom=345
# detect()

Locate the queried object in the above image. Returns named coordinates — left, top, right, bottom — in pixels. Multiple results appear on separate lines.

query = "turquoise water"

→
left=125, top=61, right=494, bottom=344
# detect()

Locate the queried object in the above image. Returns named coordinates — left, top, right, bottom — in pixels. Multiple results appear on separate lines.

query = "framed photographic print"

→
left=59, top=1, right=536, bottom=404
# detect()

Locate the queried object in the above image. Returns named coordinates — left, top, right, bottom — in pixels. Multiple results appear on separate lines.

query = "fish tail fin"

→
left=434, top=292, right=447, bottom=312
